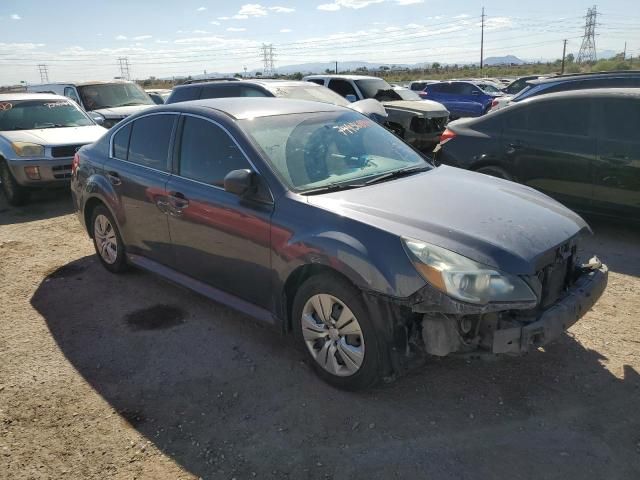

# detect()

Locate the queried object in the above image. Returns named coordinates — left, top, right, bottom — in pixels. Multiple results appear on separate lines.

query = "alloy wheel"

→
left=94, top=214, right=118, bottom=264
left=301, top=294, right=365, bottom=377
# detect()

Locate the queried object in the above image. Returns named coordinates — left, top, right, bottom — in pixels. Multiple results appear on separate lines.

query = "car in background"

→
left=166, top=79, right=388, bottom=123
left=418, top=81, right=503, bottom=119
left=71, top=97, right=606, bottom=390
left=436, top=88, right=640, bottom=220
left=0, top=93, right=106, bottom=205
left=408, top=80, right=440, bottom=91
left=27, top=80, right=155, bottom=128
left=494, top=71, right=640, bottom=111
left=146, top=89, right=172, bottom=104
left=503, top=75, right=549, bottom=95
left=303, top=74, right=449, bottom=150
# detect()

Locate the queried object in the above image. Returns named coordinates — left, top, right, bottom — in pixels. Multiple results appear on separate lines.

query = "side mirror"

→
left=89, top=112, right=105, bottom=125
left=224, top=169, right=255, bottom=196
left=349, top=98, right=388, bottom=123
left=345, top=94, right=357, bottom=103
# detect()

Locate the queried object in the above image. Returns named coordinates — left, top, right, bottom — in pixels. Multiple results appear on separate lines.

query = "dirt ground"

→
left=1, top=189, right=639, bottom=480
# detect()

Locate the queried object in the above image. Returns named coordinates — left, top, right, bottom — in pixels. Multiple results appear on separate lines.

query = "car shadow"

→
left=582, top=216, right=640, bottom=278
left=0, top=188, right=74, bottom=225
left=31, top=255, right=640, bottom=479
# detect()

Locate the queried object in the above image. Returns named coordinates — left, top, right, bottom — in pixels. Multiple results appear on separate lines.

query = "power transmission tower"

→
left=577, top=5, right=598, bottom=63
left=260, top=44, right=276, bottom=77
left=37, top=64, right=49, bottom=83
left=480, top=7, right=486, bottom=71
left=117, top=57, right=131, bottom=80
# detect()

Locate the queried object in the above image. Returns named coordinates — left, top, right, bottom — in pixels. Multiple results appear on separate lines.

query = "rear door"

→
left=592, top=97, right=640, bottom=218
left=165, top=114, right=274, bottom=308
left=501, top=98, right=595, bottom=211
left=104, top=112, right=177, bottom=264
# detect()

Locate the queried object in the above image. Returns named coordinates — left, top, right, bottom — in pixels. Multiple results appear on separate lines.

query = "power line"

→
left=577, top=5, right=598, bottom=63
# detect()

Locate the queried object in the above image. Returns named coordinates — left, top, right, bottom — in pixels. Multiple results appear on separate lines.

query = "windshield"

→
left=241, top=111, right=429, bottom=192
left=78, top=83, right=154, bottom=110
left=354, top=79, right=402, bottom=102
left=267, top=85, right=350, bottom=107
left=477, top=83, right=501, bottom=93
left=394, top=88, right=422, bottom=101
left=0, top=99, right=94, bottom=131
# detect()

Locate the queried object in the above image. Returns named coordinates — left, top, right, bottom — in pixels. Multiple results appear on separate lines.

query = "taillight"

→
left=71, top=152, right=80, bottom=176
left=439, top=128, right=457, bottom=144
left=491, top=99, right=499, bottom=108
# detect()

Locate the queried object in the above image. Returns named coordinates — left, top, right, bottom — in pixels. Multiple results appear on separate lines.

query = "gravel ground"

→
left=1, top=190, right=639, bottom=480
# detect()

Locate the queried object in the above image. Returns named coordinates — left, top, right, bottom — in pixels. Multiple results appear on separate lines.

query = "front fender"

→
left=79, top=173, right=123, bottom=236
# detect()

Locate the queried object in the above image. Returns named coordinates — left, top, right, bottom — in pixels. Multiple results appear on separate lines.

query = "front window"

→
left=78, top=83, right=154, bottom=111
left=241, top=111, right=430, bottom=192
left=354, top=79, right=402, bottom=101
left=0, top=99, right=94, bottom=131
left=267, top=85, right=350, bottom=107
left=393, top=88, right=422, bottom=101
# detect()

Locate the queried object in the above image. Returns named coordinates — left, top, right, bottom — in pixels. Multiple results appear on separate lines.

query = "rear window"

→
left=126, top=114, right=176, bottom=171
left=511, top=99, right=591, bottom=136
left=598, top=98, right=640, bottom=140
left=167, top=86, right=200, bottom=104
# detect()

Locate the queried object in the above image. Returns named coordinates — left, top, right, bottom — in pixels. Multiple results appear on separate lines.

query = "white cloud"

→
left=197, top=6, right=207, bottom=11
left=454, top=14, right=470, bottom=19
left=395, top=0, right=423, bottom=4
left=232, top=14, right=249, bottom=19
left=238, top=4, right=268, bottom=16
left=10, top=14, right=21, bottom=20
left=210, top=21, right=221, bottom=25
left=115, top=35, right=127, bottom=40
left=226, top=27, right=247, bottom=32
left=133, top=35, right=152, bottom=40
left=280, top=28, right=292, bottom=33
left=270, top=6, right=295, bottom=13
left=218, top=16, right=230, bottom=20
left=318, top=0, right=383, bottom=11
left=155, top=39, right=169, bottom=44
left=192, top=30, right=209, bottom=34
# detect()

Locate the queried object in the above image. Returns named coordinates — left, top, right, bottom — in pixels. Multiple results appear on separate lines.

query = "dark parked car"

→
left=509, top=71, right=640, bottom=104
left=436, top=88, right=640, bottom=220
left=418, top=81, right=503, bottom=119
left=503, top=75, right=549, bottom=95
left=71, top=98, right=607, bottom=390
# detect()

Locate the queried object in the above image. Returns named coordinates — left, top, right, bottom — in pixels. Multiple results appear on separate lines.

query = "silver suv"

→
left=0, top=93, right=106, bottom=205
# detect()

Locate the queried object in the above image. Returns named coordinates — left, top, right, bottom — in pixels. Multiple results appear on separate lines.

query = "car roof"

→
left=304, top=74, right=381, bottom=80
left=29, top=80, right=135, bottom=87
left=0, top=93, right=68, bottom=101
left=530, top=71, right=640, bottom=85
left=173, top=79, right=323, bottom=90
left=160, top=97, right=345, bottom=120
left=519, top=87, right=640, bottom=104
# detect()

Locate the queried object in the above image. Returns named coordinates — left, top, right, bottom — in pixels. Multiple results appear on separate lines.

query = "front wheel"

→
left=0, top=161, right=30, bottom=206
left=292, top=274, right=383, bottom=390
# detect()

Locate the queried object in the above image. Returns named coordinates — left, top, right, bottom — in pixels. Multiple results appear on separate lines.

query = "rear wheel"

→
left=292, top=274, right=383, bottom=390
left=91, top=205, right=128, bottom=273
left=476, top=165, right=513, bottom=181
left=0, top=161, right=30, bottom=206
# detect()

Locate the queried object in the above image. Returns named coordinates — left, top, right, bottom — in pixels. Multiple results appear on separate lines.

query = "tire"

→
left=292, top=273, right=383, bottom=390
left=476, top=165, right=513, bottom=181
left=0, top=160, right=30, bottom=206
left=91, top=205, right=128, bottom=273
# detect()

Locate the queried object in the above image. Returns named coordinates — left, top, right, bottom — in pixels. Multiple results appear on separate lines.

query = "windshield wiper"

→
left=117, top=102, right=148, bottom=107
left=364, top=165, right=430, bottom=185
left=301, top=182, right=366, bottom=195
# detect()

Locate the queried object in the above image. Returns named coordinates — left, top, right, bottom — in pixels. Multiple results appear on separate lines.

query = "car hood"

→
left=92, top=104, right=153, bottom=118
left=382, top=100, right=449, bottom=117
left=306, top=166, right=589, bottom=274
left=1, top=125, right=107, bottom=146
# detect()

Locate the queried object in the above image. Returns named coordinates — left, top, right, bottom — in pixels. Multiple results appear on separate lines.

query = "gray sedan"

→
left=71, top=98, right=607, bottom=390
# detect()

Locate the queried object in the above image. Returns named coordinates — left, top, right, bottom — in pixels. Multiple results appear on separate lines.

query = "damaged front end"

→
left=413, top=255, right=608, bottom=358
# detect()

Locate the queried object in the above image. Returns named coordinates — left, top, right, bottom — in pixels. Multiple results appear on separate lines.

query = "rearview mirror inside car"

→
left=224, top=169, right=256, bottom=196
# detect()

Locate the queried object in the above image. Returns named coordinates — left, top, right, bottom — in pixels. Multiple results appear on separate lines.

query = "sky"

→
left=1, top=0, right=639, bottom=84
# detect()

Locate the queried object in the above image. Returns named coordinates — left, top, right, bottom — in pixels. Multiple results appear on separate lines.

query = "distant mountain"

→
left=483, top=55, right=524, bottom=66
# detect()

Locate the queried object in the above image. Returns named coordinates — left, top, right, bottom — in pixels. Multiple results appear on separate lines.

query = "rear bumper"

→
left=492, top=263, right=608, bottom=354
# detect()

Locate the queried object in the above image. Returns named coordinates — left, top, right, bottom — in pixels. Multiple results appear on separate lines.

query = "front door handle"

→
left=107, top=171, right=121, bottom=186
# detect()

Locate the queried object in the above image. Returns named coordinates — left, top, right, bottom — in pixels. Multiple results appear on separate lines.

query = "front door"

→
left=592, top=97, right=640, bottom=218
left=104, top=113, right=177, bottom=264
left=501, top=98, right=595, bottom=212
left=166, top=115, right=273, bottom=309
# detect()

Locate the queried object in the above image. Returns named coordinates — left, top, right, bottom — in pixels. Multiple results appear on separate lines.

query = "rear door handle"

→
left=107, top=171, right=121, bottom=185
left=168, top=191, right=190, bottom=211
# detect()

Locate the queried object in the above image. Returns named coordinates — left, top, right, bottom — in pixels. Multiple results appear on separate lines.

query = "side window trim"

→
left=174, top=113, right=273, bottom=202
left=108, top=112, right=179, bottom=174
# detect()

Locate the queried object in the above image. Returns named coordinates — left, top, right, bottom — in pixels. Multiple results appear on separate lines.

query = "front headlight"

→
left=402, top=238, right=536, bottom=305
left=11, top=142, right=45, bottom=157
